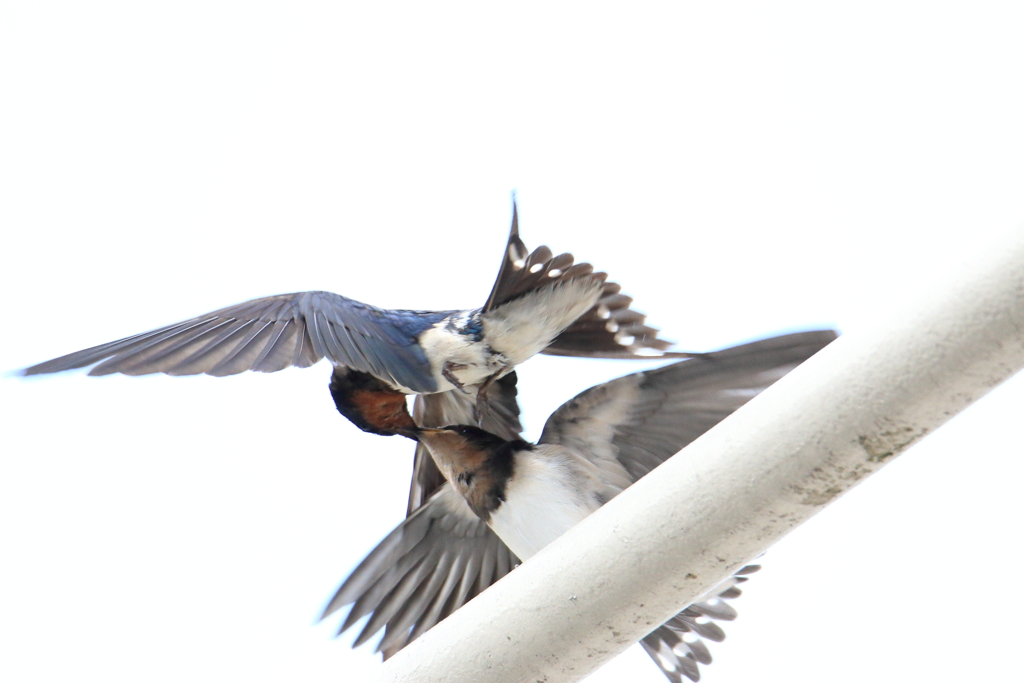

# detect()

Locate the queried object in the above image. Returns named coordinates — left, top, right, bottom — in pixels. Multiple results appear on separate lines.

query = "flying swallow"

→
left=20, top=200, right=689, bottom=439
left=322, top=330, right=837, bottom=681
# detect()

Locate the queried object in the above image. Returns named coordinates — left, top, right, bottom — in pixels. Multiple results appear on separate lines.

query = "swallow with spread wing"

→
left=21, top=200, right=689, bottom=436
left=322, top=330, right=837, bottom=682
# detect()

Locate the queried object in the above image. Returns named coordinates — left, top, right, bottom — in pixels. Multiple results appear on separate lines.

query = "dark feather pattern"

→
left=642, top=565, right=761, bottom=682
left=544, top=282, right=685, bottom=358
left=484, top=200, right=690, bottom=359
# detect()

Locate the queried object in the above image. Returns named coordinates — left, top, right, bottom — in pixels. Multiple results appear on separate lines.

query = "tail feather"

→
left=640, top=564, right=760, bottom=682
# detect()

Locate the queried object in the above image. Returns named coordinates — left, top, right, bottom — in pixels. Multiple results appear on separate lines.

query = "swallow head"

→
left=416, top=425, right=524, bottom=520
left=329, top=368, right=417, bottom=439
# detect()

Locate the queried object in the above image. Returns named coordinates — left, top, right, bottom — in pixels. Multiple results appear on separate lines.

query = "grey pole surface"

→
left=366, top=228, right=1024, bottom=683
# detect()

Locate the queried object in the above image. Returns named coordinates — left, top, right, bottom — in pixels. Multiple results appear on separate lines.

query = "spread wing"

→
left=321, top=485, right=520, bottom=657
left=23, top=201, right=688, bottom=390
left=20, top=292, right=452, bottom=393
left=483, top=198, right=693, bottom=359
left=538, top=330, right=838, bottom=482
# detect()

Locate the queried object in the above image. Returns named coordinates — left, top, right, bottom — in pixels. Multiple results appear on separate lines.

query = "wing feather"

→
left=321, top=487, right=520, bottom=655
left=354, top=548, right=448, bottom=647
left=88, top=319, right=225, bottom=375
left=481, top=201, right=694, bottom=359
left=539, top=330, right=838, bottom=484
left=160, top=320, right=259, bottom=375
left=21, top=292, right=450, bottom=392
left=542, top=277, right=690, bottom=358
left=207, top=320, right=280, bottom=376
left=640, top=566, right=761, bottom=682
left=376, top=548, right=471, bottom=653
left=247, top=321, right=299, bottom=373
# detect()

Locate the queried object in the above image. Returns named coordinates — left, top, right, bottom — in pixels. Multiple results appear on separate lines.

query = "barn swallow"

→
left=321, top=330, right=837, bottom=681
left=20, top=200, right=690, bottom=437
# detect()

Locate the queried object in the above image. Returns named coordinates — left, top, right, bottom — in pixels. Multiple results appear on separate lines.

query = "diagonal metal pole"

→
left=366, top=228, right=1024, bottom=683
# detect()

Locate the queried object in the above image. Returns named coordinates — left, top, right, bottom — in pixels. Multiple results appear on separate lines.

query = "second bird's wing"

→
left=538, top=330, right=838, bottom=483
left=536, top=330, right=836, bottom=682
left=321, top=485, right=520, bottom=657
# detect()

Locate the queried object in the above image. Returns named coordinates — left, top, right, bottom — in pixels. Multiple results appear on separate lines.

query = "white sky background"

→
left=2, top=3, right=1024, bottom=682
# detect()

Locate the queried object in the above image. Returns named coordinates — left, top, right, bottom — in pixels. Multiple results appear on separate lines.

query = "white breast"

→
left=487, top=447, right=604, bottom=560
left=415, top=321, right=503, bottom=391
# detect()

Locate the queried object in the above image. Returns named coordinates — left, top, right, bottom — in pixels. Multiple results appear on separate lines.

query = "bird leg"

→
left=472, top=370, right=502, bottom=425
left=442, top=361, right=472, bottom=394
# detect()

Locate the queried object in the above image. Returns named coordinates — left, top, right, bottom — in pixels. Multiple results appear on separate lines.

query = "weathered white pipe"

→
left=366, top=228, right=1024, bottom=683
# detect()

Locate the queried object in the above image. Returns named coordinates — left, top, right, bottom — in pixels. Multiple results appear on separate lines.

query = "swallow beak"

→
left=395, top=426, right=420, bottom=440
left=413, top=427, right=445, bottom=442
left=413, top=428, right=461, bottom=451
